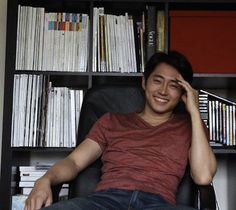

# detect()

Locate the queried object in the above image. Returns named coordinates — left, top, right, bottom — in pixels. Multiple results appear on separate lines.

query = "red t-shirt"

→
left=87, top=112, right=192, bottom=204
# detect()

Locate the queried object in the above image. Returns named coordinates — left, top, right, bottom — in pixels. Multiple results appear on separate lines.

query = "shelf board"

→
left=213, top=147, right=236, bottom=154
left=11, top=147, right=74, bottom=152
left=14, top=70, right=91, bottom=76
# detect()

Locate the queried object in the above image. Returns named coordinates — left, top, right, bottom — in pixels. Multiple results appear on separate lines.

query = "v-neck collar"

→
left=132, top=112, right=176, bottom=128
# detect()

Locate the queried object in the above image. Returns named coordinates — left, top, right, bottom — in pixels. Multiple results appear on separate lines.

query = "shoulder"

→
left=97, top=112, right=132, bottom=123
left=97, top=112, right=135, bottom=128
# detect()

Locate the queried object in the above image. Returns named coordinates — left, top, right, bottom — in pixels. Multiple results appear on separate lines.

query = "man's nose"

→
left=159, top=83, right=168, bottom=95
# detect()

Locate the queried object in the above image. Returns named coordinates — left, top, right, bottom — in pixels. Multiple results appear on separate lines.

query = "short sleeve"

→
left=86, top=113, right=111, bottom=150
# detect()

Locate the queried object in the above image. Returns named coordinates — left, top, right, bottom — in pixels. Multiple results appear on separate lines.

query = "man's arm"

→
left=24, top=138, right=102, bottom=210
left=177, top=75, right=217, bottom=185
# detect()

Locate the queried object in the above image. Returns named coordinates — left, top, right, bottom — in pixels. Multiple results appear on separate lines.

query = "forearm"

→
left=189, top=110, right=217, bottom=185
left=38, top=138, right=102, bottom=186
left=38, top=157, right=80, bottom=186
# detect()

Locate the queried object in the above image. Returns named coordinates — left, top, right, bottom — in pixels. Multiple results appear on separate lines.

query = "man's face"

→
left=142, top=62, right=183, bottom=116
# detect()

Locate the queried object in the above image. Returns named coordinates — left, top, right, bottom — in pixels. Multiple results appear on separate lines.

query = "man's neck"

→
left=138, top=109, right=173, bottom=127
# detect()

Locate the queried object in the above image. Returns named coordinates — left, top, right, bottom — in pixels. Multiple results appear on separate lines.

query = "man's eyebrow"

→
left=153, top=74, right=164, bottom=79
left=153, top=74, right=179, bottom=84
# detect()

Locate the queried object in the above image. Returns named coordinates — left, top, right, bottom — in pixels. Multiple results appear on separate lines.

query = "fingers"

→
left=35, top=197, right=45, bottom=209
left=25, top=194, right=47, bottom=210
left=45, top=196, right=53, bottom=207
left=177, top=74, right=192, bottom=92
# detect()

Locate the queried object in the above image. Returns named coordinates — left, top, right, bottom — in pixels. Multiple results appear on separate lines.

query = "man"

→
left=24, top=51, right=217, bottom=210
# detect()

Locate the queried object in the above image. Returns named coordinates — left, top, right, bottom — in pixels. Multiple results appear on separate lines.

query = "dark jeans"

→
left=41, top=188, right=197, bottom=210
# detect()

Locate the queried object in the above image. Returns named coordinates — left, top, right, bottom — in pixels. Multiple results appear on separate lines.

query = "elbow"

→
left=195, top=176, right=213, bottom=186
left=192, top=173, right=214, bottom=186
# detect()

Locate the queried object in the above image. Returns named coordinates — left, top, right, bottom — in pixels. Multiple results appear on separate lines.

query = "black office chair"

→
left=53, top=85, right=216, bottom=210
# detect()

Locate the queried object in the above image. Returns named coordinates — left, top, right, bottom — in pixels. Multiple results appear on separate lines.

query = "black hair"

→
left=143, top=51, right=193, bottom=84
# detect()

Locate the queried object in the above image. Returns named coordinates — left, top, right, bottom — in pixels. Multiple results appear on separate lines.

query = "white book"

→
left=208, top=101, right=213, bottom=141
left=17, top=75, right=23, bottom=145
left=18, top=75, right=28, bottom=146
left=28, top=76, right=37, bottom=146
left=19, top=181, right=35, bottom=187
left=63, top=88, right=69, bottom=147
left=24, top=75, right=33, bottom=146
left=71, top=13, right=77, bottom=72
left=43, top=12, right=49, bottom=63
left=75, top=90, right=83, bottom=139
left=30, top=7, right=37, bottom=70
left=124, top=14, right=131, bottom=72
left=64, top=13, right=71, bottom=71
left=45, top=84, right=52, bottom=147
left=51, top=88, right=57, bottom=146
left=52, top=13, right=59, bottom=71
left=12, top=195, right=27, bottom=210
left=59, top=88, right=65, bottom=147
left=19, top=165, right=51, bottom=171
left=11, top=75, right=20, bottom=146
left=15, top=5, right=21, bottom=70
left=97, top=8, right=104, bottom=72
left=48, top=13, right=56, bottom=71
left=20, top=176, right=41, bottom=182
left=20, top=171, right=46, bottom=177
left=55, top=88, right=61, bottom=147
left=33, top=8, right=39, bottom=70
left=25, top=7, right=32, bottom=70
left=226, top=105, right=230, bottom=145
left=233, top=105, right=235, bottom=145
left=104, top=15, right=109, bottom=71
left=129, top=16, right=137, bottom=73
left=16, top=75, right=23, bottom=146
left=115, top=15, right=121, bottom=72
left=81, top=14, right=89, bottom=72
left=222, top=103, right=227, bottom=145
left=70, top=90, right=76, bottom=147
left=42, top=12, right=49, bottom=70
left=22, top=187, right=33, bottom=195
left=229, top=106, right=233, bottom=146
left=21, top=6, right=28, bottom=69
left=36, top=76, right=44, bottom=146
left=92, top=8, right=98, bottom=72
left=38, top=7, right=45, bottom=70
left=68, top=14, right=73, bottom=71
left=112, top=15, right=119, bottom=72
left=32, top=76, right=40, bottom=146
left=67, top=89, right=72, bottom=147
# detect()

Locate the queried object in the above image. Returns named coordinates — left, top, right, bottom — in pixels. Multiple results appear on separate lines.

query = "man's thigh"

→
left=40, top=197, right=101, bottom=210
left=41, top=189, right=130, bottom=210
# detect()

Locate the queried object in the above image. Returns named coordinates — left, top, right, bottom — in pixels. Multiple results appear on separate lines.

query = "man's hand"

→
left=24, top=177, right=52, bottom=210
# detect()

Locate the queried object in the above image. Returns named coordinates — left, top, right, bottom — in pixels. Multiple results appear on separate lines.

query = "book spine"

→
left=145, top=6, right=156, bottom=61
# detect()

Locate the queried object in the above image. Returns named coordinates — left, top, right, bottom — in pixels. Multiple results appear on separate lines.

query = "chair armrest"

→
left=51, top=184, right=63, bottom=203
left=197, top=184, right=216, bottom=210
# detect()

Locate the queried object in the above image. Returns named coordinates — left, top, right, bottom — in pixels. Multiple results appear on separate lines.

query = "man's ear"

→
left=142, top=77, right=146, bottom=90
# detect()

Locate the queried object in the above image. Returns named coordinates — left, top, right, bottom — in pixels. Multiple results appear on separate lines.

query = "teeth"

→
left=155, top=97, right=168, bottom=103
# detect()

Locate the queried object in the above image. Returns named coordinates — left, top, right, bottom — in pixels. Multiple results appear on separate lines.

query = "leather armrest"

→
left=51, top=184, right=63, bottom=203
left=197, top=184, right=216, bottom=210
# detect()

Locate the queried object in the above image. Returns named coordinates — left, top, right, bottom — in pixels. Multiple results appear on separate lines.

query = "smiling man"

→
left=25, top=51, right=217, bottom=210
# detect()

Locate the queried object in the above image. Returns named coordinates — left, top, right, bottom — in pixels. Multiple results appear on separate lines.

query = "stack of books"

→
left=19, top=165, right=69, bottom=199
left=199, top=90, right=236, bottom=147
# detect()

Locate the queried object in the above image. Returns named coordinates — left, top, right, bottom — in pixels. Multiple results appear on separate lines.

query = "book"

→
left=200, top=90, right=236, bottom=146
left=145, top=5, right=156, bottom=61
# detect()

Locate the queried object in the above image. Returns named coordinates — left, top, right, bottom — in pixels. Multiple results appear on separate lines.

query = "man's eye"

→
left=170, top=84, right=180, bottom=89
left=153, top=79, right=161, bottom=83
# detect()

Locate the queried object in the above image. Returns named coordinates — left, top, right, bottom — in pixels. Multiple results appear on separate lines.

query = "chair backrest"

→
left=69, top=85, right=197, bottom=207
